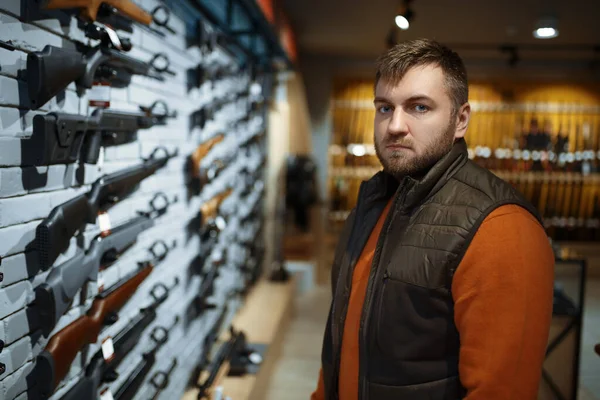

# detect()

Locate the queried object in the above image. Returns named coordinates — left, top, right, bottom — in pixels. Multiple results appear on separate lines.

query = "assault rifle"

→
left=27, top=28, right=175, bottom=108
left=36, top=147, right=176, bottom=270
left=113, top=335, right=178, bottom=400
left=33, top=258, right=175, bottom=397
left=34, top=212, right=174, bottom=337
left=186, top=134, right=225, bottom=196
left=60, top=283, right=178, bottom=400
left=30, top=100, right=176, bottom=166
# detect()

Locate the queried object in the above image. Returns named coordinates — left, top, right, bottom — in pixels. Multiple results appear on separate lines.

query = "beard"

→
left=375, top=119, right=456, bottom=180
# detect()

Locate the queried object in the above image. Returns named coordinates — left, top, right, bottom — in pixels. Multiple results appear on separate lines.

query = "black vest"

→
left=321, top=138, right=543, bottom=400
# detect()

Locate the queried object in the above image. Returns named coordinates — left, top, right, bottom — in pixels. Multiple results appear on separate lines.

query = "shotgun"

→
left=30, top=101, right=176, bottom=166
left=33, top=257, right=173, bottom=398
left=36, top=148, right=176, bottom=270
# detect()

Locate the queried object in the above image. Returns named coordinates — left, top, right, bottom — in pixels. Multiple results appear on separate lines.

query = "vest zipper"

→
left=330, top=183, right=367, bottom=400
left=357, top=187, right=406, bottom=400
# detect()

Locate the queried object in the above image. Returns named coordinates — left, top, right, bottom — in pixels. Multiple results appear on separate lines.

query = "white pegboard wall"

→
left=0, top=0, right=268, bottom=399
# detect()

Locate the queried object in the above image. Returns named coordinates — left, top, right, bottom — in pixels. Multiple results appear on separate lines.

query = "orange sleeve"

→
left=452, top=204, right=555, bottom=400
left=310, top=368, right=326, bottom=400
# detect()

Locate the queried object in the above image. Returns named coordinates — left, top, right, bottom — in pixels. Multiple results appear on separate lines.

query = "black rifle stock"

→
left=27, top=44, right=174, bottom=109
left=34, top=213, right=164, bottom=336
left=31, top=102, right=176, bottom=166
left=36, top=150, right=175, bottom=270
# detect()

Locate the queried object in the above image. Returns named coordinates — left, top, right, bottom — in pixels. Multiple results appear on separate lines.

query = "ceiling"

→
left=282, top=0, right=600, bottom=65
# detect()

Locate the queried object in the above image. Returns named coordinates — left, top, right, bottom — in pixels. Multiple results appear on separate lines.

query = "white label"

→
left=89, top=83, right=111, bottom=108
left=97, top=212, right=112, bottom=234
left=100, top=388, right=114, bottom=400
left=97, top=271, right=105, bottom=292
left=102, top=337, right=115, bottom=362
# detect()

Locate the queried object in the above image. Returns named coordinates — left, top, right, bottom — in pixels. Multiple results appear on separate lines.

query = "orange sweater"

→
left=311, top=204, right=555, bottom=400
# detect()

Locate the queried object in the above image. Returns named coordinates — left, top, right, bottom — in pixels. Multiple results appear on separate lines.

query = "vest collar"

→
left=364, top=138, right=469, bottom=210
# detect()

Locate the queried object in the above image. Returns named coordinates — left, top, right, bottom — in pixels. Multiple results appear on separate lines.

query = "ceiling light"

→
left=395, top=15, right=409, bottom=30
left=394, top=0, right=414, bottom=30
left=533, top=16, right=559, bottom=39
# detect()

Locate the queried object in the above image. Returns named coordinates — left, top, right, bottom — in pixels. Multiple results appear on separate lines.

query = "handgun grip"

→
left=27, top=45, right=86, bottom=109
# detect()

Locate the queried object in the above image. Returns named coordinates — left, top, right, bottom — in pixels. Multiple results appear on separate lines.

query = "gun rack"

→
left=163, top=0, right=292, bottom=70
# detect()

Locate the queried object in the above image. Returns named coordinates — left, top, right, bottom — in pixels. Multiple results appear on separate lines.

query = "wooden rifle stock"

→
left=40, top=263, right=154, bottom=392
left=191, top=134, right=225, bottom=178
left=46, top=0, right=153, bottom=25
left=200, top=188, right=233, bottom=226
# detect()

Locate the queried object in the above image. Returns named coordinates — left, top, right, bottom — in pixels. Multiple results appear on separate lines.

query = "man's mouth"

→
left=385, top=143, right=411, bottom=150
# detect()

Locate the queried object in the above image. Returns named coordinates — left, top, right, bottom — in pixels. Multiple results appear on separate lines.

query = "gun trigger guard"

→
left=148, top=146, right=169, bottom=160
left=150, top=326, right=169, bottom=345
left=149, top=192, right=170, bottom=215
left=150, top=53, right=171, bottom=73
left=149, top=240, right=169, bottom=261
left=143, top=100, right=171, bottom=118
left=151, top=6, right=175, bottom=33
left=150, top=283, right=168, bottom=302
left=150, top=371, right=168, bottom=389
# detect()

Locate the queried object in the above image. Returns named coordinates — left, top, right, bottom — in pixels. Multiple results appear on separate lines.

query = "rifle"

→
left=30, top=101, right=176, bottom=166
left=113, top=333, right=178, bottom=400
left=33, top=254, right=173, bottom=397
left=27, top=28, right=175, bottom=108
left=189, top=106, right=215, bottom=130
left=196, top=327, right=245, bottom=399
left=186, top=134, right=225, bottom=195
left=36, top=147, right=176, bottom=270
left=59, top=282, right=177, bottom=400
left=187, top=189, right=233, bottom=238
left=185, top=259, right=223, bottom=329
left=34, top=215, right=174, bottom=337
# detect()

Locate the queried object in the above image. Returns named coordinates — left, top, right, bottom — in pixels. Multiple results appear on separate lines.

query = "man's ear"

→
left=453, top=102, right=471, bottom=139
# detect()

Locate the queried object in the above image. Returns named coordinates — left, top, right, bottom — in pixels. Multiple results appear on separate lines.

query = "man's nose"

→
left=387, top=110, right=409, bottom=136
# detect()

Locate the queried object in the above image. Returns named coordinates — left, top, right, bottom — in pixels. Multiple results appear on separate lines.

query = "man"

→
left=311, top=39, right=554, bottom=400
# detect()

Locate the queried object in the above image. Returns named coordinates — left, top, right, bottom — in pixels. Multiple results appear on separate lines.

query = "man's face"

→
left=373, top=64, right=468, bottom=179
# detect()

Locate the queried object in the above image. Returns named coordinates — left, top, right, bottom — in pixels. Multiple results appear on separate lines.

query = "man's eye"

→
left=377, top=105, right=392, bottom=113
left=414, top=104, right=429, bottom=113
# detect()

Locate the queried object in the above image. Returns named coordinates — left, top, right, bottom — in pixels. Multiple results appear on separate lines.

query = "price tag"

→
left=98, top=212, right=112, bottom=236
left=97, top=271, right=105, bottom=292
left=89, top=82, right=111, bottom=108
left=101, top=337, right=115, bottom=362
left=99, top=388, right=114, bottom=400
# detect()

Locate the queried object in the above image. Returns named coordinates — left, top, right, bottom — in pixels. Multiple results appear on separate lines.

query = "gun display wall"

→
left=329, top=80, right=600, bottom=241
left=0, top=0, right=271, bottom=399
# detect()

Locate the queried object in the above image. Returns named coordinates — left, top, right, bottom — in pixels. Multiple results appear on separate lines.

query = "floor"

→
left=265, top=277, right=600, bottom=400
